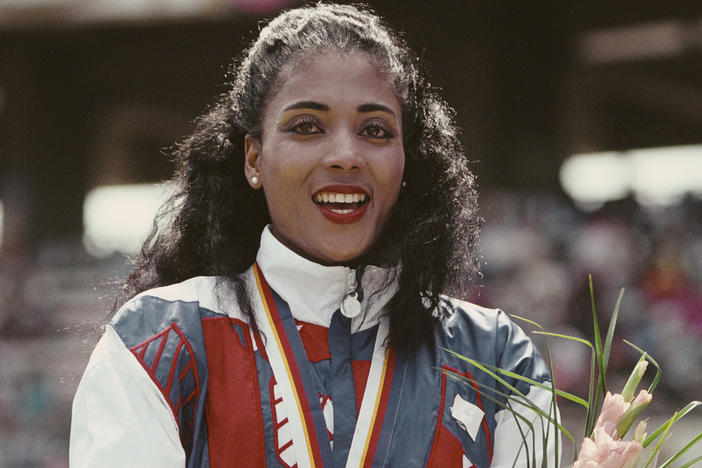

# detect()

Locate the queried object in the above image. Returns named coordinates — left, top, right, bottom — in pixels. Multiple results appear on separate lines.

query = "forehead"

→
left=264, top=51, right=401, bottom=116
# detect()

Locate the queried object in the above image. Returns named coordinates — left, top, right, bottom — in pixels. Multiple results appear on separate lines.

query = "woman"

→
left=70, top=4, right=559, bottom=467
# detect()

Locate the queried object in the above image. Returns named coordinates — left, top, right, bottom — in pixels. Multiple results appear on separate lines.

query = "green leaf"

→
left=531, top=331, right=594, bottom=350
left=644, top=413, right=675, bottom=468
left=543, top=339, right=560, bottom=467
left=453, top=374, right=561, bottom=468
left=660, top=431, right=702, bottom=467
left=588, top=275, right=609, bottom=437
left=679, top=454, right=702, bottom=468
left=479, top=362, right=588, bottom=408
left=510, top=314, right=546, bottom=331
left=602, top=287, right=624, bottom=375
left=589, top=275, right=604, bottom=362
left=624, top=340, right=662, bottom=394
left=505, top=400, right=535, bottom=468
left=621, top=355, right=648, bottom=403
left=522, top=325, right=593, bottom=457
left=444, top=352, right=587, bottom=407
left=616, top=391, right=651, bottom=438
left=644, top=401, right=702, bottom=448
left=441, top=349, right=577, bottom=446
left=585, top=350, right=597, bottom=437
left=509, top=312, right=560, bottom=462
left=446, top=281, right=700, bottom=467
left=441, top=368, right=540, bottom=467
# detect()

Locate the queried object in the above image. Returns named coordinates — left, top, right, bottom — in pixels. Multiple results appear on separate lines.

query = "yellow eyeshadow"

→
left=277, top=109, right=326, bottom=126
left=365, top=110, right=396, bottom=121
left=363, top=111, right=398, bottom=130
left=275, top=108, right=399, bottom=133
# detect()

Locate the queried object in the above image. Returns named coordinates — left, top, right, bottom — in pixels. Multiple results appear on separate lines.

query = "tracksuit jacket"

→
left=70, top=227, right=560, bottom=467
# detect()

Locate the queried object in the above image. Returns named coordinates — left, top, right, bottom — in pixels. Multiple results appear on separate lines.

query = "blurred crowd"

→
left=1, top=189, right=701, bottom=467
left=476, top=190, right=702, bottom=399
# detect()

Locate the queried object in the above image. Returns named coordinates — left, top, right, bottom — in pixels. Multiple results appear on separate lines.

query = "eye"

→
left=359, top=119, right=394, bottom=139
left=283, top=116, right=324, bottom=135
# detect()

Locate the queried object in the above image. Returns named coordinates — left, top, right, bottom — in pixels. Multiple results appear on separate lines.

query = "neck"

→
left=268, top=224, right=380, bottom=268
left=255, top=226, right=399, bottom=331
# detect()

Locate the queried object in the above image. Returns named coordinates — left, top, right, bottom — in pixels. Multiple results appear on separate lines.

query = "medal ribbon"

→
left=252, top=263, right=398, bottom=468
left=253, top=263, right=332, bottom=468
left=344, top=319, right=396, bottom=468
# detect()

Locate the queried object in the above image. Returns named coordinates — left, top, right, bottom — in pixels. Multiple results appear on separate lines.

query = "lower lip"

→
left=316, top=203, right=368, bottom=224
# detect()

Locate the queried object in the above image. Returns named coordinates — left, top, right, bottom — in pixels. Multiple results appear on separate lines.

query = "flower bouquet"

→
left=446, top=276, right=702, bottom=467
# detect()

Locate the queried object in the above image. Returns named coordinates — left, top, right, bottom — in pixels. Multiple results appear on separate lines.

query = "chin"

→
left=317, top=251, right=364, bottom=266
left=316, top=240, right=375, bottom=266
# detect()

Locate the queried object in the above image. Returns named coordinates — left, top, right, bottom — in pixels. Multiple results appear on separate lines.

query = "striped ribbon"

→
left=252, top=263, right=397, bottom=468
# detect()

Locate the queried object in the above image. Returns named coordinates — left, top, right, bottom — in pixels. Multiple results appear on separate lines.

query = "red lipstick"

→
left=312, top=185, right=370, bottom=224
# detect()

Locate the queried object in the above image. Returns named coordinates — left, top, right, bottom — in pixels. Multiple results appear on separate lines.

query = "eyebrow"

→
left=281, top=101, right=396, bottom=117
left=282, top=101, right=329, bottom=112
left=358, top=103, right=396, bottom=117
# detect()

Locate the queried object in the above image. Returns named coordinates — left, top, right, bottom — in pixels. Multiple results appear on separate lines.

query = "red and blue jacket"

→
left=70, top=228, right=559, bottom=467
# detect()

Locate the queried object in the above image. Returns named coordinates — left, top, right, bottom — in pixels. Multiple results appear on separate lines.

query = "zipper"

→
left=340, top=267, right=362, bottom=318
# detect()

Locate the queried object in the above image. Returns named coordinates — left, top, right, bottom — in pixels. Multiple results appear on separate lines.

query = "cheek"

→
left=395, top=153, right=406, bottom=181
left=259, top=145, right=311, bottom=214
left=261, top=141, right=308, bottom=177
left=382, top=150, right=405, bottom=193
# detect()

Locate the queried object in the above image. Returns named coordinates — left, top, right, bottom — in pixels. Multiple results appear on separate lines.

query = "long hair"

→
left=117, top=3, right=480, bottom=350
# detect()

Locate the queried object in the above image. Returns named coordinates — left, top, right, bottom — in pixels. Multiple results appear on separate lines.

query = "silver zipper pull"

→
left=340, top=269, right=362, bottom=318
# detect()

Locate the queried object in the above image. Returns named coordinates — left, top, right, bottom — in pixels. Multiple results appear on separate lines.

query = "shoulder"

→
left=76, top=277, right=232, bottom=458
left=435, top=296, right=550, bottom=383
left=111, top=276, right=238, bottom=348
left=435, top=295, right=513, bottom=348
left=70, top=325, right=186, bottom=467
left=114, top=276, right=224, bottom=318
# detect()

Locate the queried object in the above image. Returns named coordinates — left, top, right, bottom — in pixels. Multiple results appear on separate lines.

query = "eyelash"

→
left=282, top=116, right=395, bottom=139
left=360, top=118, right=394, bottom=139
left=283, top=116, right=323, bottom=135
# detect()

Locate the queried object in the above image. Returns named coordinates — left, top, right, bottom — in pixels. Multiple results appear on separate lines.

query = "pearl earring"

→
left=251, top=176, right=259, bottom=185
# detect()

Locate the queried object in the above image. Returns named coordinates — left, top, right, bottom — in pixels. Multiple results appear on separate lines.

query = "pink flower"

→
left=574, top=426, right=643, bottom=468
left=617, top=389, right=653, bottom=437
left=596, top=391, right=630, bottom=438
left=631, top=389, right=652, bottom=408
left=573, top=391, right=646, bottom=468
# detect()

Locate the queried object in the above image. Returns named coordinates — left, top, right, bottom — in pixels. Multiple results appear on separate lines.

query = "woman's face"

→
left=245, top=51, right=405, bottom=265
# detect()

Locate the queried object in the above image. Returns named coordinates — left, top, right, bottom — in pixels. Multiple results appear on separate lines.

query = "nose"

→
left=322, top=129, right=364, bottom=171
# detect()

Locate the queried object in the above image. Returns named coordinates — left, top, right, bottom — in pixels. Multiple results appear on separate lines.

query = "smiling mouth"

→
left=313, top=191, right=369, bottom=214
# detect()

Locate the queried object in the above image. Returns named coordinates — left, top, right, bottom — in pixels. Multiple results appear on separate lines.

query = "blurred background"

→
left=1, top=0, right=701, bottom=466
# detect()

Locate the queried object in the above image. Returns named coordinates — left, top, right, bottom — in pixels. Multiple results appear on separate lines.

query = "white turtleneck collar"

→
left=255, top=226, right=399, bottom=332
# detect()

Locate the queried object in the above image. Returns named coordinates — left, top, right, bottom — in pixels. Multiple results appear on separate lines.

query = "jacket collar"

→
left=255, top=226, right=398, bottom=331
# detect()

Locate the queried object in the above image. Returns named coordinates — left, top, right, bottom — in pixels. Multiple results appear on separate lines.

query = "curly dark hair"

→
left=118, top=3, right=480, bottom=350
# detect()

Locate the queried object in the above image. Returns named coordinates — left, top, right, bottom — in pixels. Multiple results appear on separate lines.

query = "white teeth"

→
left=331, top=208, right=354, bottom=215
left=314, top=192, right=368, bottom=204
